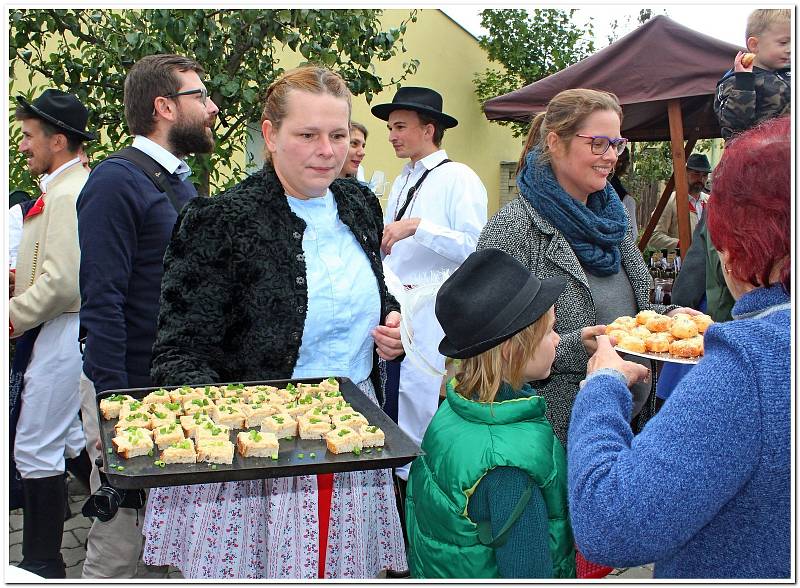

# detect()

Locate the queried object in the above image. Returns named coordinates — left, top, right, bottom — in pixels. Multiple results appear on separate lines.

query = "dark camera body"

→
left=82, top=468, right=145, bottom=522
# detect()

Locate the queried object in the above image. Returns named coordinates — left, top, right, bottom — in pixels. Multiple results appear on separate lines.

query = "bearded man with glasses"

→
left=75, top=53, right=219, bottom=579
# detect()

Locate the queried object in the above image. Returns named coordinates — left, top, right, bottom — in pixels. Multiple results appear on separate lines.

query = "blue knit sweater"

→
left=77, top=158, right=197, bottom=393
left=567, top=285, right=790, bottom=579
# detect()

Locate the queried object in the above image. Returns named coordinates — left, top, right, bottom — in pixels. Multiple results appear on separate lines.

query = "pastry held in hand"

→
left=741, top=52, right=755, bottom=67
left=617, top=334, right=646, bottom=354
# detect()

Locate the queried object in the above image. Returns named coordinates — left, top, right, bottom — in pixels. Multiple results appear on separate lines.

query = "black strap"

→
left=393, top=159, right=451, bottom=222
left=106, top=147, right=185, bottom=215
left=476, top=475, right=536, bottom=548
left=78, top=146, right=186, bottom=355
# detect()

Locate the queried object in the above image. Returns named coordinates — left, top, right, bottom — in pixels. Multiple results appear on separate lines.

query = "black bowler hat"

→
left=686, top=153, right=711, bottom=173
left=371, top=86, right=458, bottom=128
left=436, top=249, right=566, bottom=359
left=16, top=89, right=95, bottom=141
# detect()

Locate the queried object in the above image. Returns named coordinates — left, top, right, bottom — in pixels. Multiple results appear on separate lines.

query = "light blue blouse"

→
left=286, top=189, right=381, bottom=384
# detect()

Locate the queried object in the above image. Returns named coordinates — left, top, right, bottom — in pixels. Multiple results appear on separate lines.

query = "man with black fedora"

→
left=649, top=153, right=713, bottom=252
left=371, top=86, right=487, bottom=487
left=10, top=88, right=94, bottom=578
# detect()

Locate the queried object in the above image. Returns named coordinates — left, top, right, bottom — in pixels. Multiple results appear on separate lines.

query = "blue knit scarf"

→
left=517, top=149, right=628, bottom=276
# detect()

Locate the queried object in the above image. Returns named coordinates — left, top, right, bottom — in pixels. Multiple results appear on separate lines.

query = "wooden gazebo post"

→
left=638, top=99, right=695, bottom=253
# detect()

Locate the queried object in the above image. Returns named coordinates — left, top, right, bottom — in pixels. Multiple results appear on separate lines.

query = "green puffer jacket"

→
left=405, top=385, right=575, bottom=578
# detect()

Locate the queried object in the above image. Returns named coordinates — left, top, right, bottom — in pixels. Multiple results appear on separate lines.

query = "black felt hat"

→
left=16, top=89, right=95, bottom=141
left=436, top=249, right=566, bottom=359
left=686, top=153, right=711, bottom=172
left=371, top=86, right=458, bottom=128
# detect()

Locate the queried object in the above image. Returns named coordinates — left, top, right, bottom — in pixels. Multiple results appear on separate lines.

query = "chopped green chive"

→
left=297, top=453, right=305, bottom=459
left=309, top=452, right=316, bottom=458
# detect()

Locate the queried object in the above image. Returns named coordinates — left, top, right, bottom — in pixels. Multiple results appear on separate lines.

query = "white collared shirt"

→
left=383, top=149, right=487, bottom=284
left=131, top=135, right=192, bottom=181
left=39, top=156, right=82, bottom=193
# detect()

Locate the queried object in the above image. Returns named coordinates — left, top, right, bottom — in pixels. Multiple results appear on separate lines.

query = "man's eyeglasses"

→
left=575, top=134, right=628, bottom=156
left=164, top=88, right=209, bottom=106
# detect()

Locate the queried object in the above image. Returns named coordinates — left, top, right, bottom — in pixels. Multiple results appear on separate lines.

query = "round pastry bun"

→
left=671, top=318, right=699, bottom=339
left=644, top=314, right=672, bottom=332
left=691, top=313, right=714, bottom=333
left=669, top=336, right=704, bottom=358
left=618, top=334, right=646, bottom=354
left=611, top=316, right=637, bottom=330
left=606, top=327, right=629, bottom=343
left=636, top=310, right=658, bottom=325
left=645, top=332, right=674, bottom=353
left=741, top=52, right=755, bottom=67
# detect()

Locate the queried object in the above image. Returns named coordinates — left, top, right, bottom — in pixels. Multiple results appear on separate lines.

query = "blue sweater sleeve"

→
left=468, top=467, right=553, bottom=578
left=567, top=327, right=761, bottom=567
left=77, top=162, right=147, bottom=393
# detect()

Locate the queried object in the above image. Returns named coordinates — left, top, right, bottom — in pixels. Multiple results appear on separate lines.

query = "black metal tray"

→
left=96, top=377, right=422, bottom=489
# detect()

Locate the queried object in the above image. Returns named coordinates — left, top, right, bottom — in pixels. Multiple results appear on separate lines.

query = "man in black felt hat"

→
left=10, top=88, right=94, bottom=578
left=370, top=87, right=488, bottom=488
left=649, top=153, right=713, bottom=252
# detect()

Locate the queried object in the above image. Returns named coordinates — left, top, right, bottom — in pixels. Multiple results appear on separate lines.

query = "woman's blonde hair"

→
left=454, top=313, right=551, bottom=403
left=516, top=88, right=623, bottom=173
left=261, top=66, right=352, bottom=162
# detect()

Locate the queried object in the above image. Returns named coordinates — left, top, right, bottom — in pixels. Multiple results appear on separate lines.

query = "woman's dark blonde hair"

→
left=261, top=66, right=352, bottom=162
left=516, top=89, right=623, bottom=173
left=454, top=312, right=552, bottom=403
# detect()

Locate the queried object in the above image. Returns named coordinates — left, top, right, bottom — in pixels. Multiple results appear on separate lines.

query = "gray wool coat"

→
left=477, top=195, right=674, bottom=446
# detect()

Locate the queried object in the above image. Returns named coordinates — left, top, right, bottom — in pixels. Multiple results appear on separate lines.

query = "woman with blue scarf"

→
left=478, top=89, right=689, bottom=450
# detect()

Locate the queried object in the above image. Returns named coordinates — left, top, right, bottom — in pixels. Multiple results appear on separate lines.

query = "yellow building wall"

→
left=350, top=9, right=522, bottom=215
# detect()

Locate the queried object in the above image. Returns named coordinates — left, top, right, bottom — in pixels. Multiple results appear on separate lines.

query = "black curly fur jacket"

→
left=150, top=165, right=399, bottom=405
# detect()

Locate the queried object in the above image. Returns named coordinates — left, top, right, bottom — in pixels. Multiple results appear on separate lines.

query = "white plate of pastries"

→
left=605, top=310, right=714, bottom=364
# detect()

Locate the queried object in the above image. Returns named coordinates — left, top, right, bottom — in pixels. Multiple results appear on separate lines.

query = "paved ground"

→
left=9, top=474, right=652, bottom=580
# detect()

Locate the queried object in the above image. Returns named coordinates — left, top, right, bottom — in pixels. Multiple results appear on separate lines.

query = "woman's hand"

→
left=581, top=325, right=607, bottom=355
left=666, top=306, right=702, bottom=317
left=586, top=335, right=650, bottom=387
left=372, top=311, right=404, bottom=361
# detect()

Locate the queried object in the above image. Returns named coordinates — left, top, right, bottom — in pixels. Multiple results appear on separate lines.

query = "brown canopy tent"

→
left=483, top=15, right=743, bottom=251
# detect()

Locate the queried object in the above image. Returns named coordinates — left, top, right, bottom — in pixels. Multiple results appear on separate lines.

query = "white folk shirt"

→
left=383, top=149, right=487, bottom=480
left=383, top=149, right=487, bottom=284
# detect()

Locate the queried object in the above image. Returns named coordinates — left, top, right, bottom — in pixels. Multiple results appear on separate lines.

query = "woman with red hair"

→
left=566, top=116, right=790, bottom=579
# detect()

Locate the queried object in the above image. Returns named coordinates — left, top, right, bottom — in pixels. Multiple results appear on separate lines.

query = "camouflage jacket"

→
left=714, top=66, right=791, bottom=141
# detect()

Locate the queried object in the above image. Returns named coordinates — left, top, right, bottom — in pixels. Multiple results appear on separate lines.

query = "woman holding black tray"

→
left=140, top=66, right=407, bottom=579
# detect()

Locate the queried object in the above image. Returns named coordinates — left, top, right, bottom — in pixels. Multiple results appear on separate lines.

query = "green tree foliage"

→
left=9, top=8, right=420, bottom=195
left=473, top=9, right=595, bottom=137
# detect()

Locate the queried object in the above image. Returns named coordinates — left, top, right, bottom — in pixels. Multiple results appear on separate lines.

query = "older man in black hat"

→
left=10, top=88, right=94, bottom=578
left=649, top=153, right=713, bottom=252
left=371, top=87, right=487, bottom=487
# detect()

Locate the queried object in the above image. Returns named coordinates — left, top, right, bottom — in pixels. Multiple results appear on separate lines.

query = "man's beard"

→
left=689, top=181, right=705, bottom=195
left=168, top=117, right=214, bottom=157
